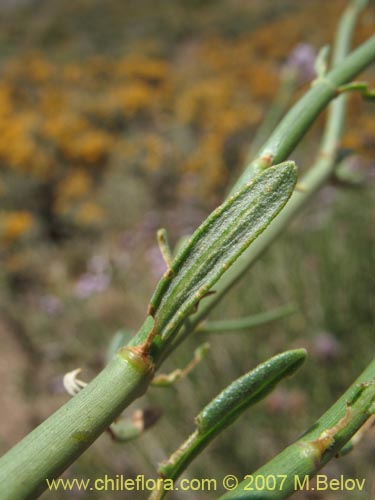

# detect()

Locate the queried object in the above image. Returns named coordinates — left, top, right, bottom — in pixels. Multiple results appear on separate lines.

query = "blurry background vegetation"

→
left=0, top=0, right=374, bottom=498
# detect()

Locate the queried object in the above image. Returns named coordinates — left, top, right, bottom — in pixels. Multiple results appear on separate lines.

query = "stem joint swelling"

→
left=300, top=403, right=353, bottom=461
left=220, top=363, right=375, bottom=500
left=119, top=345, right=155, bottom=376
left=297, top=380, right=375, bottom=465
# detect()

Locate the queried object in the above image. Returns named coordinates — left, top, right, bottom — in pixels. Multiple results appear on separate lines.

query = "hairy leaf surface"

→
left=149, top=162, right=297, bottom=343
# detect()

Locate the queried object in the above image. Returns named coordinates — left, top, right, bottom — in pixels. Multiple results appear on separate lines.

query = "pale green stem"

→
left=196, top=304, right=296, bottom=334
left=245, top=69, right=298, bottom=162
left=0, top=4, right=371, bottom=498
left=164, top=4, right=372, bottom=360
left=219, top=358, right=375, bottom=500
left=0, top=347, right=154, bottom=499
left=150, top=349, right=306, bottom=500
left=337, top=80, right=374, bottom=98
left=230, top=34, right=374, bottom=193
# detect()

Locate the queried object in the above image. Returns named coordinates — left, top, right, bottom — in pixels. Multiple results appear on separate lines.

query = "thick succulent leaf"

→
left=157, top=349, right=306, bottom=487
left=196, top=349, right=306, bottom=434
left=149, top=162, right=297, bottom=344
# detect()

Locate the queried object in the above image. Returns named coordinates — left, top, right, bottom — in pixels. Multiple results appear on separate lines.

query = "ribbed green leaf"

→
left=149, top=162, right=297, bottom=344
left=155, top=349, right=306, bottom=498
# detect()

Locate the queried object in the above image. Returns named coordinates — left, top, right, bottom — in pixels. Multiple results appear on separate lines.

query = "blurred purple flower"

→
left=49, top=375, right=66, bottom=395
left=74, top=273, right=111, bottom=298
left=39, top=295, right=63, bottom=316
left=265, top=388, right=306, bottom=414
left=312, top=332, right=343, bottom=362
left=74, top=255, right=111, bottom=298
left=284, top=43, right=317, bottom=84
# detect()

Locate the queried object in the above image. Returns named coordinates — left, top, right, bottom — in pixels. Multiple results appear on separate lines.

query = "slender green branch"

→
left=0, top=3, right=371, bottom=498
left=0, top=158, right=296, bottom=499
left=245, top=70, right=298, bottom=162
left=165, top=5, right=372, bottom=360
left=219, top=358, right=375, bottom=500
left=196, top=304, right=296, bottom=334
left=230, top=35, right=374, bottom=192
left=337, top=81, right=375, bottom=99
left=151, top=349, right=306, bottom=500
left=151, top=343, right=209, bottom=387
left=337, top=414, right=375, bottom=456
left=0, top=345, right=154, bottom=499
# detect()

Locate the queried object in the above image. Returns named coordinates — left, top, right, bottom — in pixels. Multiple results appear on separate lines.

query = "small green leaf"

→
left=154, top=349, right=306, bottom=500
left=219, top=365, right=375, bottom=500
left=149, top=162, right=297, bottom=345
left=196, top=349, right=306, bottom=434
left=314, top=44, right=330, bottom=79
left=157, top=228, right=173, bottom=268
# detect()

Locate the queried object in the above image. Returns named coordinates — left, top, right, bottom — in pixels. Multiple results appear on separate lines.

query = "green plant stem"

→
left=0, top=348, right=154, bottom=500
left=151, top=349, right=306, bottom=500
left=0, top=7, right=371, bottom=499
left=196, top=304, right=296, bottom=334
left=230, top=34, right=374, bottom=193
left=337, top=80, right=375, bottom=98
left=245, top=69, right=298, bottom=162
left=219, top=358, right=375, bottom=500
left=164, top=9, right=372, bottom=361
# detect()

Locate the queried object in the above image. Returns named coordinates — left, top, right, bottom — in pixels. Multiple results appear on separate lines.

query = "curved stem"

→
left=165, top=21, right=373, bottom=361
left=230, top=34, right=374, bottom=193
left=151, top=349, right=306, bottom=500
left=0, top=348, right=154, bottom=500
left=219, top=358, right=375, bottom=500
left=0, top=5, right=371, bottom=498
